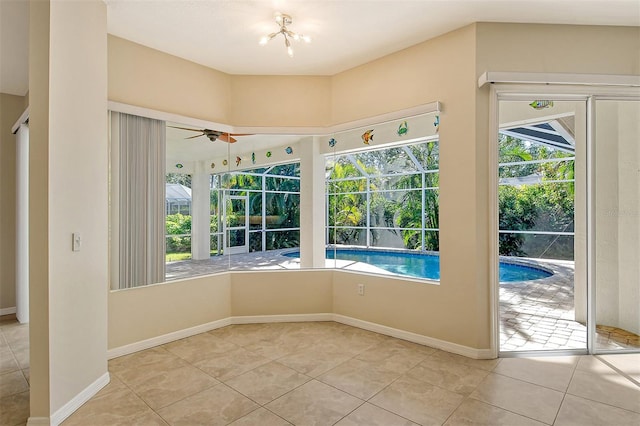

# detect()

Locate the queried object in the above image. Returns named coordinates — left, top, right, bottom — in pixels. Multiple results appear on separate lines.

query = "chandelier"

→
left=259, top=12, right=311, bottom=57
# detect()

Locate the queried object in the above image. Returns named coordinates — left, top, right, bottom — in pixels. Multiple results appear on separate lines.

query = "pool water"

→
left=284, top=249, right=553, bottom=282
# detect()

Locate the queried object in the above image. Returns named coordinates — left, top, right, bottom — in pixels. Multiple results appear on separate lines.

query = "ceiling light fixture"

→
left=259, top=12, right=310, bottom=57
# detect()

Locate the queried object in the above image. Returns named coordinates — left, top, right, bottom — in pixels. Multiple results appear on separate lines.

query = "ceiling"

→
left=1, top=0, right=639, bottom=96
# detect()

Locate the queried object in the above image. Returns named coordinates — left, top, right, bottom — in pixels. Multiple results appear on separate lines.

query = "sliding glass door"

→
left=495, top=91, right=640, bottom=355
left=497, top=98, right=587, bottom=353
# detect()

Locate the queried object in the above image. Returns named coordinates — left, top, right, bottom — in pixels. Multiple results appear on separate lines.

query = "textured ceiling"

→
left=1, top=0, right=639, bottom=96
left=105, top=0, right=640, bottom=76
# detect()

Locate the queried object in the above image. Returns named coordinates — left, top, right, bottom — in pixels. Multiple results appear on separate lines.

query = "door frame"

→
left=223, top=194, right=250, bottom=255
left=487, top=81, right=640, bottom=357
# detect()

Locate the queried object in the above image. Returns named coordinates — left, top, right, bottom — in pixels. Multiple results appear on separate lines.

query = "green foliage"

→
left=498, top=135, right=575, bottom=258
left=165, top=213, right=191, bottom=254
left=211, top=166, right=302, bottom=252
left=499, top=186, right=538, bottom=256
left=393, top=142, right=440, bottom=251
left=327, top=142, right=441, bottom=250
left=166, top=173, right=191, bottom=187
left=327, top=160, right=369, bottom=244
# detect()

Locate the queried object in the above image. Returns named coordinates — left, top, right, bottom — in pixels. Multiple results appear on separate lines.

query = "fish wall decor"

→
left=397, top=121, right=408, bottom=136
left=361, top=130, right=374, bottom=145
left=529, top=100, right=554, bottom=110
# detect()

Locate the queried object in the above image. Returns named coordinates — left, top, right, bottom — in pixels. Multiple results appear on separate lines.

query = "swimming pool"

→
left=283, top=249, right=553, bottom=282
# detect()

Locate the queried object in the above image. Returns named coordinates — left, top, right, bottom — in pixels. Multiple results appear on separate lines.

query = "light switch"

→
left=72, top=232, right=81, bottom=251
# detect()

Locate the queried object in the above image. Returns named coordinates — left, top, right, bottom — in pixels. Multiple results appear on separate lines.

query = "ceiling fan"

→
left=168, top=126, right=250, bottom=143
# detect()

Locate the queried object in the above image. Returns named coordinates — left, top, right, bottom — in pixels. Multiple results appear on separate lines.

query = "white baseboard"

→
left=230, top=313, right=333, bottom=324
left=333, top=314, right=494, bottom=359
left=107, top=318, right=232, bottom=359
left=107, top=313, right=492, bottom=360
left=27, top=418, right=50, bottom=425
left=50, top=372, right=110, bottom=426
left=0, top=306, right=16, bottom=316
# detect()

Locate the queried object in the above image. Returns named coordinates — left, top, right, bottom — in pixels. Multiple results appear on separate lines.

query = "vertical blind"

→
left=117, top=113, right=166, bottom=288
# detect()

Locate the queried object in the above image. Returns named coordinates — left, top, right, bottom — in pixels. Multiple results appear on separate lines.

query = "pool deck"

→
left=499, top=258, right=585, bottom=351
left=165, top=248, right=400, bottom=281
left=166, top=250, right=638, bottom=352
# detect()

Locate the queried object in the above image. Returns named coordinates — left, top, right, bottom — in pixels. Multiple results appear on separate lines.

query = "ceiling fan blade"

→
left=217, top=133, right=237, bottom=143
left=185, top=134, right=204, bottom=139
left=168, top=125, right=203, bottom=133
left=230, top=133, right=253, bottom=137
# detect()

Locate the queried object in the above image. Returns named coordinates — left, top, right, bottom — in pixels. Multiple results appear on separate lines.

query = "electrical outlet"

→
left=358, top=283, right=365, bottom=296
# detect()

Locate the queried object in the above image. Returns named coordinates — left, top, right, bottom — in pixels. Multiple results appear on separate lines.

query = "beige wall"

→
left=29, top=0, right=109, bottom=418
left=28, top=0, right=52, bottom=416
left=329, top=25, right=491, bottom=348
left=331, top=25, right=476, bottom=123
left=333, top=271, right=446, bottom=339
left=476, top=24, right=640, bottom=76
left=231, top=270, right=333, bottom=317
left=229, top=75, right=331, bottom=127
left=108, top=35, right=232, bottom=124
left=48, top=0, right=109, bottom=413
left=101, top=23, right=640, bottom=355
left=0, top=93, right=26, bottom=311
left=109, top=274, right=231, bottom=349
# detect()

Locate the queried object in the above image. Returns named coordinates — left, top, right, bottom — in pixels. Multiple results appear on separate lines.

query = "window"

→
left=210, top=163, right=301, bottom=254
left=165, top=174, right=192, bottom=262
left=113, top=111, right=440, bottom=286
left=326, top=139, right=440, bottom=252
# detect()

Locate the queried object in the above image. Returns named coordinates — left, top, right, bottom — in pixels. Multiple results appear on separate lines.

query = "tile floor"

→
left=2, top=316, right=639, bottom=426
left=0, top=314, right=30, bottom=426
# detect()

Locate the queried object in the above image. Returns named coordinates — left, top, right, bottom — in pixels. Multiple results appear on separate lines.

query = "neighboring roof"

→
left=166, top=184, right=191, bottom=201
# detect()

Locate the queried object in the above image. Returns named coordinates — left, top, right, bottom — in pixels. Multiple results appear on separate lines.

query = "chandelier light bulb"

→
left=259, top=36, right=269, bottom=45
left=284, top=37, right=293, bottom=57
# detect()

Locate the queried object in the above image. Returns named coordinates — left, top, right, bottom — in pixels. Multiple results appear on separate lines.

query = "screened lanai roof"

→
left=326, top=140, right=439, bottom=178
left=232, top=163, right=300, bottom=177
left=500, top=119, right=575, bottom=153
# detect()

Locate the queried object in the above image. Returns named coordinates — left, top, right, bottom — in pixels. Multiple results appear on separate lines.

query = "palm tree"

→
left=394, top=142, right=440, bottom=250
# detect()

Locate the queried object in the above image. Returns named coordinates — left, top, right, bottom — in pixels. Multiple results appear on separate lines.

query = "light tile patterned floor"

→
left=2, top=316, right=639, bottom=426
